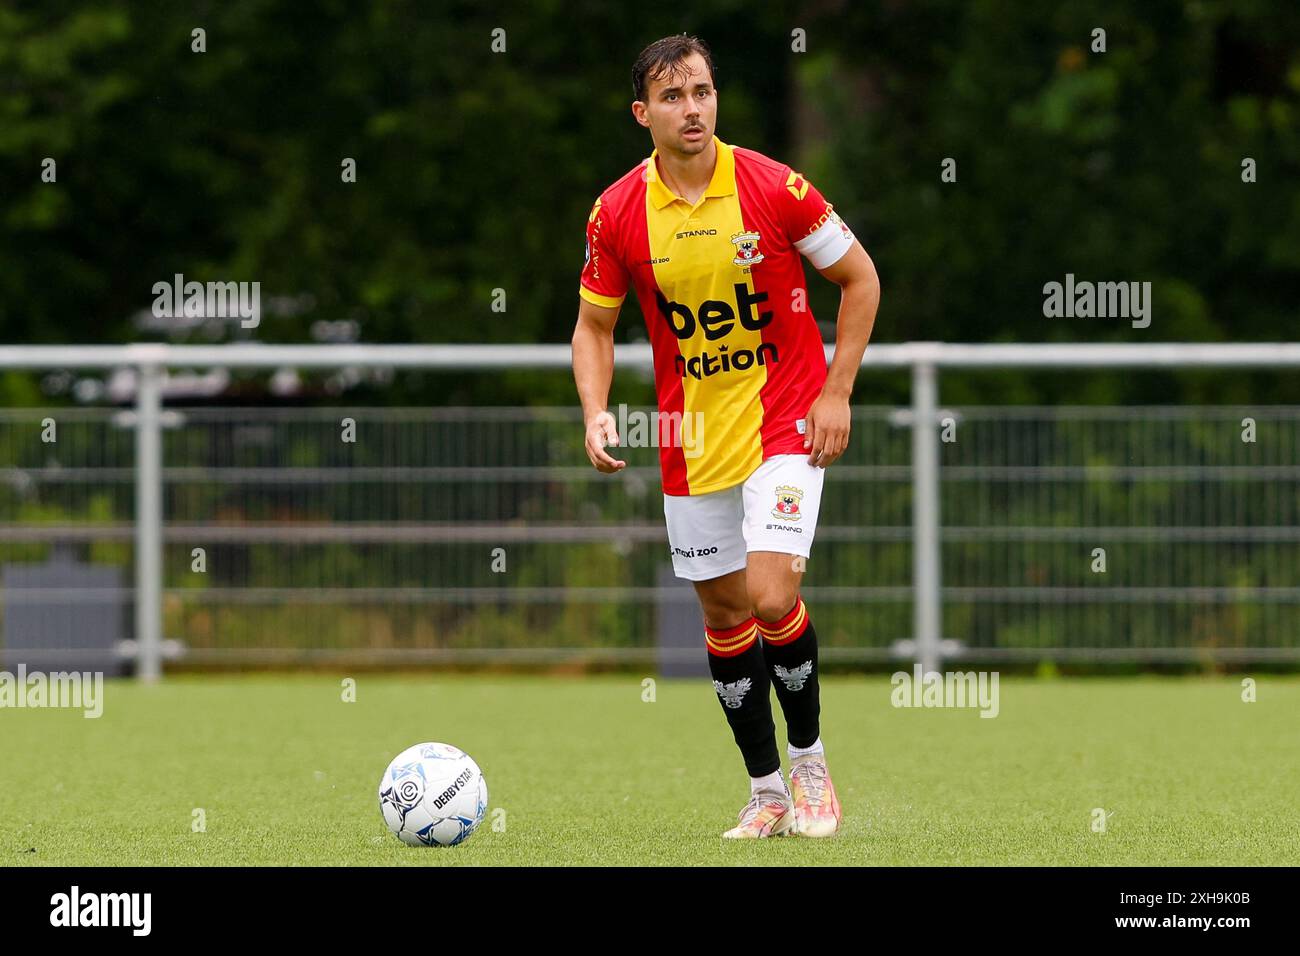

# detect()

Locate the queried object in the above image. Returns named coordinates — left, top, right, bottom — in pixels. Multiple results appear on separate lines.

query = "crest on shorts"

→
left=771, top=484, right=803, bottom=521
left=731, top=231, right=764, bottom=267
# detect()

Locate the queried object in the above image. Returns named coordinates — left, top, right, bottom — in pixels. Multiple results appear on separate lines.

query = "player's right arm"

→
left=573, top=195, right=632, bottom=474
left=572, top=296, right=626, bottom=473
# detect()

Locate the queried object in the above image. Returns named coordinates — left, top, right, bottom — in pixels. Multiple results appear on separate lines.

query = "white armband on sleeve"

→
left=793, top=211, right=855, bottom=270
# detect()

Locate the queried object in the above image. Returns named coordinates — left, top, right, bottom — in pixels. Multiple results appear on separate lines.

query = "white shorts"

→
left=663, top=454, right=826, bottom=581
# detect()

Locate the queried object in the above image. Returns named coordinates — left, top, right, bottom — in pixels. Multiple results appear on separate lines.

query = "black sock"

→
left=756, top=596, right=820, bottom=749
left=705, top=615, right=780, bottom=778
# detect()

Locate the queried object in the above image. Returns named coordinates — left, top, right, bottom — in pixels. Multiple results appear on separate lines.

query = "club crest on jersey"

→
left=714, top=677, right=753, bottom=709
left=772, top=485, right=803, bottom=521
left=731, top=231, right=764, bottom=267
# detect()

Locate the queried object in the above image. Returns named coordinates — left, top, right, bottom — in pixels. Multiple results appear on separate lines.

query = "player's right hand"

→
left=584, top=410, right=626, bottom=474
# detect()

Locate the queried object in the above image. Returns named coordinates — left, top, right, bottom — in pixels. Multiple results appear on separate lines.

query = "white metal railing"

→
left=4, top=341, right=1300, bottom=680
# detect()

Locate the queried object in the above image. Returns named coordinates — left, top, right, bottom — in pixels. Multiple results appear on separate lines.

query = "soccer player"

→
left=571, top=35, right=880, bottom=838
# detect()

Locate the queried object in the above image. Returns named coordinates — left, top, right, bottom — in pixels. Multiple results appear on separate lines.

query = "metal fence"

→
left=2, top=343, right=1300, bottom=678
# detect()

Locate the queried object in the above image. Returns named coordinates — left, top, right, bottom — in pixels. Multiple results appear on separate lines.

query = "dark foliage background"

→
left=2, top=0, right=1298, bottom=407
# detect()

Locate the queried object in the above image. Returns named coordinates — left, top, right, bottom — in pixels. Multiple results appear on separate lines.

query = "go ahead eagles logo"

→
left=731, top=231, right=764, bottom=267
left=775, top=661, right=813, bottom=691
left=771, top=484, right=803, bottom=521
left=714, top=677, right=752, bottom=709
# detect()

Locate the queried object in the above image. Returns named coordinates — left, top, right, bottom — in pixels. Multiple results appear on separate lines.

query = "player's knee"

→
left=701, top=600, right=752, bottom=632
left=750, top=588, right=797, bottom=624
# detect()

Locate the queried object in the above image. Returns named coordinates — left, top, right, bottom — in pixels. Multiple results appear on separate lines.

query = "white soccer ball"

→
left=378, top=742, right=489, bottom=847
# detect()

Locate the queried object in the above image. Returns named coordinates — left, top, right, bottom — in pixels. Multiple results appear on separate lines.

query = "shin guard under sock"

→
left=705, top=615, right=781, bottom=778
left=756, top=596, right=821, bottom=749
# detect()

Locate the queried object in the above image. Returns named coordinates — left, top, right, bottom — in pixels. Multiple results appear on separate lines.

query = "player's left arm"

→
left=805, top=237, right=879, bottom=467
left=776, top=168, right=881, bottom=467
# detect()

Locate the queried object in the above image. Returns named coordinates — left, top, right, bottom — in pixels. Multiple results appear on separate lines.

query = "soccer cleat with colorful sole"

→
left=789, top=753, right=841, bottom=837
left=722, top=789, right=796, bottom=839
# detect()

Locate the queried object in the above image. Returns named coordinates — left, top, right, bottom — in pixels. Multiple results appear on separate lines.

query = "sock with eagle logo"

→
left=756, top=595, right=821, bottom=749
left=705, top=614, right=781, bottom=778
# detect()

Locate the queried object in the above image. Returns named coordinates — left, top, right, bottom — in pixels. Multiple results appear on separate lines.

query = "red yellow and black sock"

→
left=705, top=615, right=780, bottom=778
left=756, top=595, right=820, bottom=749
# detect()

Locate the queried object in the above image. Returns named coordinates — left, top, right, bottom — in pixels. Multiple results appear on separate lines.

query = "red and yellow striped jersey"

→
left=579, top=135, right=856, bottom=496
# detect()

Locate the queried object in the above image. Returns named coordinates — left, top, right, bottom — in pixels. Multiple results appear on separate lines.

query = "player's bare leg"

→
left=747, top=550, right=841, bottom=837
left=695, top=569, right=794, bottom=838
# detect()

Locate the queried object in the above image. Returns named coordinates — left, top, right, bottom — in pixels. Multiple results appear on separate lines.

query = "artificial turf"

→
left=2, top=674, right=1297, bottom=866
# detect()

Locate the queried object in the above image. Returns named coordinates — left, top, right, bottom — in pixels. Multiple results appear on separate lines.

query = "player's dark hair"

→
left=632, top=34, right=716, bottom=103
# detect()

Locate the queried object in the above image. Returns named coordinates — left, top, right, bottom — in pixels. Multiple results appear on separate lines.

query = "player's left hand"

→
left=804, top=390, right=850, bottom=467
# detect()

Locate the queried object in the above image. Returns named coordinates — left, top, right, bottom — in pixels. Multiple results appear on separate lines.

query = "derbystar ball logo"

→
left=432, top=767, right=474, bottom=810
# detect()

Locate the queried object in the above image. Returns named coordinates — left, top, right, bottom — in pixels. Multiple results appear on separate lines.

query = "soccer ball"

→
left=378, top=742, right=488, bottom=847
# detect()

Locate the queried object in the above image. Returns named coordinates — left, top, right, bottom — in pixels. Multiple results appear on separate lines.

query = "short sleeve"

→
left=579, top=196, right=630, bottom=308
left=775, top=168, right=856, bottom=270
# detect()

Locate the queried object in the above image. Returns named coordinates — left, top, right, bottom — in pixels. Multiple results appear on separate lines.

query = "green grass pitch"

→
left=2, top=674, right=1298, bottom=866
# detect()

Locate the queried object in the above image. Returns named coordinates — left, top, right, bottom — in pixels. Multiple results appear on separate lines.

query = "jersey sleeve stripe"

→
left=579, top=285, right=625, bottom=308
